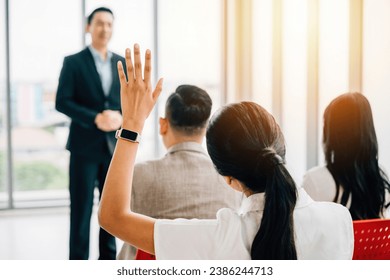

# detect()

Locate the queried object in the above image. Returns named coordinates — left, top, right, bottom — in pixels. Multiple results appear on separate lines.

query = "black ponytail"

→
left=207, top=102, right=298, bottom=260
left=251, top=155, right=297, bottom=259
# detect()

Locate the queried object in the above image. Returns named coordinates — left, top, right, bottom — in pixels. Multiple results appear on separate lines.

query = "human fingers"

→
left=112, top=117, right=122, bottom=129
left=144, top=49, right=151, bottom=85
left=117, top=61, right=127, bottom=87
left=125, top=48, right=134, bottom=83
left=133, top=44, right=142, bottom=80
left=96, top=122, right=110, bottom=132
left=110, top=111, right=122, bottom=122
left=102, top=110, right=113, bottom=115
left=152, top=78, right=164, bottom=102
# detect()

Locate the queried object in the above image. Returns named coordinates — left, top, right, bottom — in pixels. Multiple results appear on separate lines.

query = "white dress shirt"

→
left=88, top=45, right=113, bottom=96
left=154, top=187, right=354, bottom=259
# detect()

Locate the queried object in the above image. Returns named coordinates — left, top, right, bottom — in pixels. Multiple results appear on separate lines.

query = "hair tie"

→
left=260, top=147, right=284, bottom=167
left=273, top=154, right=284, bottom=166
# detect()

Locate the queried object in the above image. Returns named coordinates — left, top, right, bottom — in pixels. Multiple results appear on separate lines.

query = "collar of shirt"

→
left=239, top=192, right=265, bottom=214
left=88, top=45, right=113, bottom=62
left=166, top=142, right=207, bottom=156
left=238, top=187, right=314, bottom=215
left=88, top=45, right=113, bottom=96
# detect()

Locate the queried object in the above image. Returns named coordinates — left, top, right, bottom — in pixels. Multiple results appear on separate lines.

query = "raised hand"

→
left=117, top=44, right=163, bottom=132
left=99, top=44, right=162, bottom=253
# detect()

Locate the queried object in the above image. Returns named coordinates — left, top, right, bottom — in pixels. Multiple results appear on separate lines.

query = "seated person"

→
left=117, top=84, right=240, bottom=259
left=303, top=92, right=390, bottom=219
left=99, top=44, right=353, bottom=259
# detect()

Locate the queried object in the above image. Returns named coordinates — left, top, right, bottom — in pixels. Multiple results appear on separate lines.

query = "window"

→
left=157, top=0, right=222, bottom=154
left=251, top=0, right=390, bottom=185
left=281, top=0, right=308, bottom=185
left=0, top=0, right=7, bottom=209
left=9, top=0, right=82, bottom=207
left=252, top=0, right=273, bottom=113
left=317, top=0, right=349, bottom=165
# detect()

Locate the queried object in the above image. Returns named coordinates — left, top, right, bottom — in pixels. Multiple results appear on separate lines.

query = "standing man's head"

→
left=86, top=7, right=114, bottom=50
left=159, top=85, right=212, bottom=148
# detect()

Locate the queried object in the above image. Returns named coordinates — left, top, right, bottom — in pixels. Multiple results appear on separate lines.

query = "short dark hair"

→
left=87, top=7, right=114, bottom=25
left=165, top=85, right=212, bottom=136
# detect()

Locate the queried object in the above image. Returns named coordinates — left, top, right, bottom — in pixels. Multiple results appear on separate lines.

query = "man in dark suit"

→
left=55, top=7, right=125, bottom=260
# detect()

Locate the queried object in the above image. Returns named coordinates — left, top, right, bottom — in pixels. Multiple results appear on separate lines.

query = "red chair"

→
left=352, top=219, right=390, bottom=260
left=135, top=249, right=156, bottom=260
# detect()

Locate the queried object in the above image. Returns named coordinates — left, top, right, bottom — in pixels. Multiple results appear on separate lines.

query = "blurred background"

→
left=1, top=0, right=390, bottom=259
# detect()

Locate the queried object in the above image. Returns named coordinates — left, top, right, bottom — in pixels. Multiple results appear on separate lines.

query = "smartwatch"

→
left=115, top=128, right=141, bottom=143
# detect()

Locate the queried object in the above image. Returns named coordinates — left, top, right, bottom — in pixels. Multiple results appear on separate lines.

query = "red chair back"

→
left=353, top=218, right=390, bottom=260
left=135, top=249, right=156, bottom=260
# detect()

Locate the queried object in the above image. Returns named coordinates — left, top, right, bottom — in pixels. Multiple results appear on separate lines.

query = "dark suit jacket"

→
left=56, top=47, right=125, bottom=160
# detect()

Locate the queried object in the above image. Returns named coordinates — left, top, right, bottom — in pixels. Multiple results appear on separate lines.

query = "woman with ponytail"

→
left=98, top=45, right=354, bottom=259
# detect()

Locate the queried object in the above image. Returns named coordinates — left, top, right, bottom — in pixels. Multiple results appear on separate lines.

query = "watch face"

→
left=121, top=129, right=138, bottom=141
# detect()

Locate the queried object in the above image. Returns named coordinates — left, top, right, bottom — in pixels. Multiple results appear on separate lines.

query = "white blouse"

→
left=303, top=165, right=390, bottom=218
left=302, top=166, right=341, bottom=203
left=154, top=188, right=353, bottom=260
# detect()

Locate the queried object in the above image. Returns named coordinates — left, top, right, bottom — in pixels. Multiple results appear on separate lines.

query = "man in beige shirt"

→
left=117, top=85, right=240, bottom=259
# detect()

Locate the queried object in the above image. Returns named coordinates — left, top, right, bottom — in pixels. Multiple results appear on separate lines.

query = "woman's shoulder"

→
left=302, top=165, right=329, bottom=188
left=295, top=188, right=351, bottom=221
left=295, top=190, right=353, bottom=243
left=216, top=207, right=241, bottom=222
left=294, top=199, right=353, bottom=259
left=311, top=200, right=351, bottom=217
left=302, top=165, right=336, bottom=201
left=304, top=165, right=330, bottom=178
left=215, top=207, right=260, bottom=232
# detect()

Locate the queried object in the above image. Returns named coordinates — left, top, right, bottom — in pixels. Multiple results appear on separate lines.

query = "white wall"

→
left=363, top=0, right=390, bottom=175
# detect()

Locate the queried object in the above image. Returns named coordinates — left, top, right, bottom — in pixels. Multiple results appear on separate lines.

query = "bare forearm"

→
left=98, top=44, right=162, bottom=255
left=99, top=139, right=138, bottom=219
left=100, top=120, right=144, bottom=214
left=98, top=137, right=156, bottom=251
